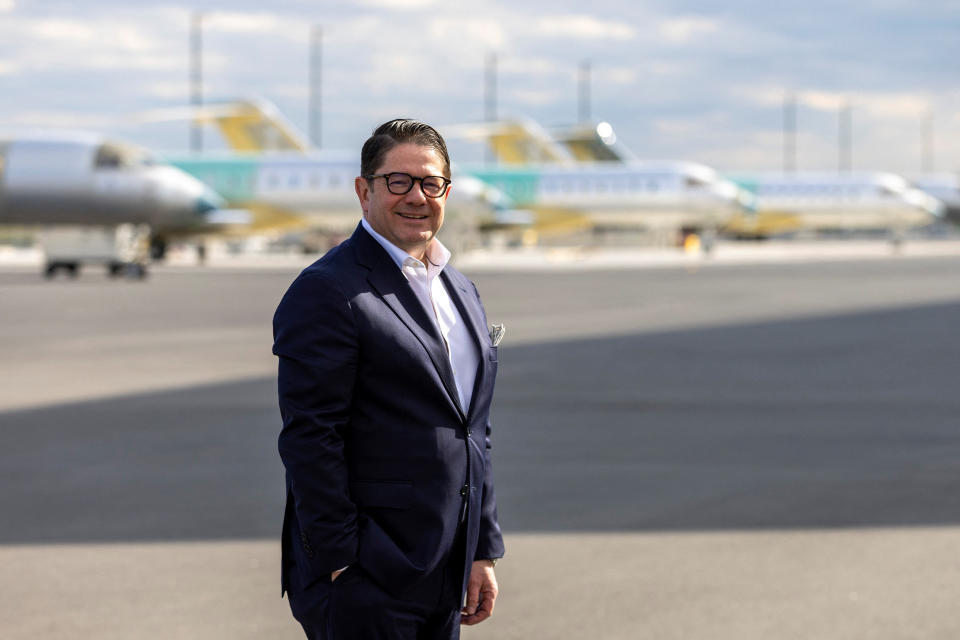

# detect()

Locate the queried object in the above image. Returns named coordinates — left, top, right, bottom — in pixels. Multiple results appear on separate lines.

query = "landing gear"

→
left=107, top=261, right=148, bottom=279
left=150, top=235, right=168, bottom=261
left=44, top=262, right=80, bottom=279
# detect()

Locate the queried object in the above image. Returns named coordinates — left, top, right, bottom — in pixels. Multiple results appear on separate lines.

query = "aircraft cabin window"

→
left=95, top=145, right=122, bottom=169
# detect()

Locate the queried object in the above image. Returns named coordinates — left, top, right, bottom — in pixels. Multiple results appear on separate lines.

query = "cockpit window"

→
left=94, top=142, right=155, bottom=169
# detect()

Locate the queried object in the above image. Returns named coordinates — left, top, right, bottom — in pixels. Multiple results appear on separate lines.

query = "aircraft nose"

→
left=194, top=188, right=224, bottom=214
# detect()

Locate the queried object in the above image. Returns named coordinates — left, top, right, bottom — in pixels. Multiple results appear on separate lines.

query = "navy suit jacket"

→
left=273, top=223, right=504, bottom=603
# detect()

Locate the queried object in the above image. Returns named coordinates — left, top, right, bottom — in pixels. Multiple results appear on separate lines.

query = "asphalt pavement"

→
left=2, top=249, right=960, bottom=639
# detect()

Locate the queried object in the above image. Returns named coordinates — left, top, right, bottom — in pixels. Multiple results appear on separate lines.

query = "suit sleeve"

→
left=274, top=271, right=360, bottom=578
left=471, top=281, right=506, bottom=562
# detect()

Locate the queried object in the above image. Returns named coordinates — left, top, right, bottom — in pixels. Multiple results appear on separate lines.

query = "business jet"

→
left=723, top=172, right=944, bottom=237
left=0, top=131, right=225, bottom=229
left=0, top=130, right=235, bottom=276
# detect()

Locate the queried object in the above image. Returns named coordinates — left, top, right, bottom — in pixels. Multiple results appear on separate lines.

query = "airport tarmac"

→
left=2, top=248, right=960, bottom=639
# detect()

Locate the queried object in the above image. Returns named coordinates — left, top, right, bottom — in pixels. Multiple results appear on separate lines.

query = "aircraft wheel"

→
left=124, top=263, right=148, bottom=280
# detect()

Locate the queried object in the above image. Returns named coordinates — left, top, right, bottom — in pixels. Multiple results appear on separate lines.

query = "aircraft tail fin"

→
left=136, top=98, right=312, bottom=152
left=442, top=119, right=575, bottom=165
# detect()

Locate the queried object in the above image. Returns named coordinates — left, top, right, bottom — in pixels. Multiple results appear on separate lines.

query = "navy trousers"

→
left=287, top=533, right=467, bottom=640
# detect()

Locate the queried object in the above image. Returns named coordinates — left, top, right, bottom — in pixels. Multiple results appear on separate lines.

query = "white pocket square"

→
left=489, top=323, right=505, bottom=347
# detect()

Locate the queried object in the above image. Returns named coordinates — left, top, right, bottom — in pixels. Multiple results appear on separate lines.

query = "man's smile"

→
left=395, top=211, right=428, bottom=220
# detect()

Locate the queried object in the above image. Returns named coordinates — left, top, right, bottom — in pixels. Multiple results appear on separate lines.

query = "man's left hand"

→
left=460, top=560, right=498, bottom=626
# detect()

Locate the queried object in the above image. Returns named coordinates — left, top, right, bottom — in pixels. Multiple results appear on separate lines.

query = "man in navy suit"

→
left=273, top=119, right=504, bottom=639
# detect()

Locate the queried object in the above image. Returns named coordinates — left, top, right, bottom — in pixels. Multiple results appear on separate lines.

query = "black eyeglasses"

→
left=366, top=172, right=451, bottom=198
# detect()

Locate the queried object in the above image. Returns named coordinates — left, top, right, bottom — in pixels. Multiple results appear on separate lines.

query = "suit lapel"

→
left=352, top=225, right=466, bottom=421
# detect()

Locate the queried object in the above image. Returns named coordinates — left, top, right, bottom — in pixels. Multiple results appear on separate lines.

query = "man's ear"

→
left=355, top=176, right=370, bottom=215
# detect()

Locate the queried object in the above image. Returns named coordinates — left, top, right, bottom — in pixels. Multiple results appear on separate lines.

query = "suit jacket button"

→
left=459, top=485, right=469, bottom=497
left=466, top=429, right=473, bottom=437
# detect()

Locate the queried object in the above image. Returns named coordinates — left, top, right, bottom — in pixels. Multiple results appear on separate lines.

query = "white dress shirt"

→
left=361, top=218, right=479, bottom=413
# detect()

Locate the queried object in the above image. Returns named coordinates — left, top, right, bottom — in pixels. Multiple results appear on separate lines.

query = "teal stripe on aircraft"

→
left=167, top=156, right=258, bottom=202
left=727, top=176, right=759, bottom=195
left=464, top=168, right=540, bottom=206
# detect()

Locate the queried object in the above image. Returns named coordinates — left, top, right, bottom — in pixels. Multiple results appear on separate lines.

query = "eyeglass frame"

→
left=364, top=172, right=452, bottom=198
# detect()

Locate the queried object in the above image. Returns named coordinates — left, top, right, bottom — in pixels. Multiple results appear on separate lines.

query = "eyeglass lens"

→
left=385, top=173, right=447, bottom=197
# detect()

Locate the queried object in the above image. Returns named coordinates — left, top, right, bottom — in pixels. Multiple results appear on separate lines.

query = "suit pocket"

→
left=350, top=480, right=413, bottom=510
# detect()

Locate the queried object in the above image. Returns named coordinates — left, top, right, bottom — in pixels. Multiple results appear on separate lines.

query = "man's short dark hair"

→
left=361, top=119, right=451, bottom=180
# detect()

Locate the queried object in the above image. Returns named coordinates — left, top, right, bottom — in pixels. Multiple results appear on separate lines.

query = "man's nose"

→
left=403, top=182, right=429, bottom=203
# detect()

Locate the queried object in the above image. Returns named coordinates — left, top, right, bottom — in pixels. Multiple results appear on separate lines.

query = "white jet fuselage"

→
left=0, top=134, right=222, bottom=232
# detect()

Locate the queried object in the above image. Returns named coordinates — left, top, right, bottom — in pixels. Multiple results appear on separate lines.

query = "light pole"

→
left=190, top=12, right=204, bottom=152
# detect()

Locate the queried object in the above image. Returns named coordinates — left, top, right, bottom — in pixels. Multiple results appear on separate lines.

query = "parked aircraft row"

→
left=540, top=119, right=948, bottom=237
left=0, top=99, right=955, bottom=280
left=174, top=101, right=948, bottom=239
left=164, top=102, right=752, bottom=238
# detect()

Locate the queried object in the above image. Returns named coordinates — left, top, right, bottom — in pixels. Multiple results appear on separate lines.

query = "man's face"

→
left=355, top=143, right=450, bottom=260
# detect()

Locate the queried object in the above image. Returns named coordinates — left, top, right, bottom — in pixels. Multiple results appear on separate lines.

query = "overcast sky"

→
left=1, top=0, right=957, bottom=173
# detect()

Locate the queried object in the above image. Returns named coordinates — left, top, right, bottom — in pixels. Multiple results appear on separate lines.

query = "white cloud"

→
left=512, top=88, right=561, bottom=106
left=29, top=19, right=97, bottom=43
left=500, top=57, right=561, bottom=76
left=535, top=15, right=635, bottom=40
left=733, top=86, right=931, bottom=119
left=0, top=0, right=14, bottom=12
left=0, top=12, right=186, bottom=74
left=7, top=110, right=120, bottom=129
left=83, top=54, right=182, bottom=72
left=798, top=90, right=849, bottom=111
left=797, top=90, right=932, bottom=118
left=142, top=81, right=189, bottom=100
left=857, top=93, right=933, bottom=118
left=428, top=18, right=505, bottom=50
left=652, top=117, right=701, bottom=136
left=657, top=16, right=720, bottom=44
left=599, top=67, right=637, bottom=85
left=733, top=86, right=791, bottom=107
left=361, top=0, right=440, bottom=8
left=206, top=11, right=304, bottom=40
left=0, top=60, right=18, bottom=75
left=271, top=83, right=309, bottom=100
